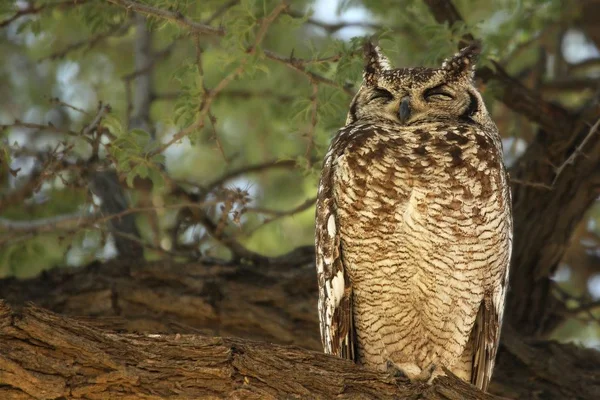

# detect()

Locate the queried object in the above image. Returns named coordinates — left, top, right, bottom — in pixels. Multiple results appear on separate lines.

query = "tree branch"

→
left=104, top=0, right=225, bottom=36
left=0, top=301, right=504, bottom=400
left=201, top=159, right=307, bottom=193
left=39, top=22, right=133, bottom=61
left=1, top=263, right=600, bottom=399
left=422, top=0, right=574, bottom=137
left=264, top=49, right=354, bottom=96
left=285, top=8, right=382, bottom=34
left=0, top=120, right=92, bottom=144
left=0, top=0, right=89, bottom=28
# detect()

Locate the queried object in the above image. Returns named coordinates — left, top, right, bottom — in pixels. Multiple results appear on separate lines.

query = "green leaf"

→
left=133, top=164, right=149, bottom=179
left=0, top=143, right=11, bottom=167
left=148, top=167, right=166, bottom=191
left=126, top=170, right=137, bottom=188
left=103, top=114, right=124, bottom=136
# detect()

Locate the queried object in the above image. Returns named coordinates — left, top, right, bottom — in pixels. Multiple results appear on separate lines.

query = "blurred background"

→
left=1, top=0, right=599, bottom=347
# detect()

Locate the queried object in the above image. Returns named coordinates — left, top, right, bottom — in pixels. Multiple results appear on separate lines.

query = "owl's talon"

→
left=385, top=361, right=425, bottom=383
left=416, top=362, right=437, bottom=383
left=385, top=360, right=408, bottom=379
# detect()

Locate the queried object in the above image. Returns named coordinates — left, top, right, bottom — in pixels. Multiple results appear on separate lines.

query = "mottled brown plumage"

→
left=315, top=42, right=512, bottom=392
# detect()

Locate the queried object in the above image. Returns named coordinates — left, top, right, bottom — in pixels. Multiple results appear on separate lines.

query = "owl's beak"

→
left=399, top=96, right=411, bottom=123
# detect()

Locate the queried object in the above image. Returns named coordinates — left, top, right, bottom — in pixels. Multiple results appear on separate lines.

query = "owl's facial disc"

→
left=399, top=80, right=478, bottom=125
left=345, top=41, right=489, bottom=127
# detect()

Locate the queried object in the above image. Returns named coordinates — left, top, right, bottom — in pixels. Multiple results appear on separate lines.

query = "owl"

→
left=315, top=41, right=512, bottom=392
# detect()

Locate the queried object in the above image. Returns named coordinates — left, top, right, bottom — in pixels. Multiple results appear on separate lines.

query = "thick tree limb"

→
left=0, top=257, right=320, bottom=347
left=1, top=261, right=600, bottom=399
left=494, top=327, right=600, bottom=399
left=0, top=301, right=500, bottom=400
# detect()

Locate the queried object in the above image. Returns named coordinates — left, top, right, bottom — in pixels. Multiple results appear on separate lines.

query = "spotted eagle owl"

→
left=315, top=41, right=512, bottom=392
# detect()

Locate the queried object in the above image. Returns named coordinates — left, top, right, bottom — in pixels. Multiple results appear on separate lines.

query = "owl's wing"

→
left=471, top=289, right=503, bottom=391
left=315, top=144, right=356, bottom=361
left=472, top=178, right=512, bottom=391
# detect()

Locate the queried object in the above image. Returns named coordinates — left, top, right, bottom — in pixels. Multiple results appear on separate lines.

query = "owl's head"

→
left=346, top=41, right=493, bottom=129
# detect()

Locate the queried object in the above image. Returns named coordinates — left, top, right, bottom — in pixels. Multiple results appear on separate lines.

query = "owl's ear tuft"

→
left=363, top=40, right=392, bottom=84
left=441, top=41, right=481, bottom=80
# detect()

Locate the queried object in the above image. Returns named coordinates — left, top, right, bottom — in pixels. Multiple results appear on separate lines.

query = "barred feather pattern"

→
left=315, top=119, right=512, bottom=391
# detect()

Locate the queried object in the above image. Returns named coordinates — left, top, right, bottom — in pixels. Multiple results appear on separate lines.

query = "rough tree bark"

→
left=0, top=301, right=506, bottom=400
left=0, top=254, right=319, bottom=349
left=1, top=260, right=600, bottom=399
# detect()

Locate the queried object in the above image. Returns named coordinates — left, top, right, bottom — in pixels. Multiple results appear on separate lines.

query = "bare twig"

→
left=541, top=78, right=600, bottom=95
left=0, top=4, right=43, bottom=28
left=264, top=50, right=354, bottom=96
left=204, top=0, right=240, bottom=24
left=0, top=200, right=228, bottom=245
left=568, top=300, right=600, bottom=317
left=202, top=159, right=306, bottom=194
left=81, top=102, right=111, bottom=137
left=247, top=2, right=289, bottom=54
left=110, top=230, right=194, bottom=258
left=0, top=121, right=92, bottom=144
left=568, top=58, right=600, bottom=74
left=0, top=152, right=102, bottom=213
left=509, top=178, right=553, bottom=191
left=121, top=35, right=179, bottom=84
left=194, top=208, right=268, bottom=264
left=552, top=118, right=600, bottom=186
left=0, top=212, right=95, bottom=234
left=208, top=111, right=228, bottom=163
left=39, top=22, right=132, bottom=61
left=193, top=34, right=205, bottom=77
left=246, top=196, right=316, bottom=223
left=49, top=97, right=90, bottom=116
left=553, top=285, right=600, bottom=323
left=286, top=8, right=381, bottom=34
left=0, top=0, right=89, bottom=28
left=155, top=89, right=294, bottom=103
left=0, top=172, right=43, bottom=212
left=104, top=0, right=225, bottom=36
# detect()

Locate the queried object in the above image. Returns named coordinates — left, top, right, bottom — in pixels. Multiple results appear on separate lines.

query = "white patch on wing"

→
left=327, top=214, right=336, bottom=237
left=322, top=286, right=336, bottom=354
left=331, top=269, right=345, bottom=307
left=316, top=258, right=324, bottom=274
